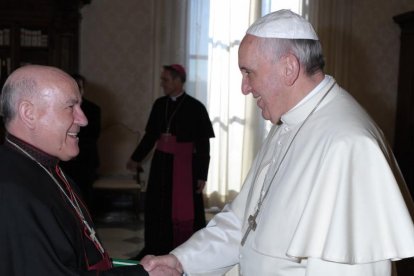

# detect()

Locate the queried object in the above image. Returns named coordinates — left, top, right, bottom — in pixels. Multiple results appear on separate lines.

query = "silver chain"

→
left=6, top=138, right=105, bottom=254
left=242, top=81, right=336, bottom=246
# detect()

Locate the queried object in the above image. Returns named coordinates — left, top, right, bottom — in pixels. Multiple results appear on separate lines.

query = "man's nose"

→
left=75, top=107, right=88, bottom=127
left=241, top=79, right=252, bottom=95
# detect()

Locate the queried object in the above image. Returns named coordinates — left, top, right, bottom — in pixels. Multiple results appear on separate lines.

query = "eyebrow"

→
left=65, top=98, right=80, bottom=105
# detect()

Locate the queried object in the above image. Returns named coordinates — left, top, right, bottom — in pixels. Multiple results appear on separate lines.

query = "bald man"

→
left=0, top=65, right=176, bottom=275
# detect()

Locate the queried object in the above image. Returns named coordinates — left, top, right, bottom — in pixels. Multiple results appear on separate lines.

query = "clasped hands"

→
left=141, top=254, right=183, bottom=276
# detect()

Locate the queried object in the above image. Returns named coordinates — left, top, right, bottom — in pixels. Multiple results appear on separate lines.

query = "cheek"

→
left=45, top=117, right=71, bottom=139
left=36, top=115, right=56, bottom=137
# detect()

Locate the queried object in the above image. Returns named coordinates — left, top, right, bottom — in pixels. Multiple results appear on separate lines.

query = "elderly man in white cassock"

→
left=140, top=9, right=414, bottom=276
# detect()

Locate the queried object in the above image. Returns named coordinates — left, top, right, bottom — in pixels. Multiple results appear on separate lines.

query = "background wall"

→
left=347, top=0, right=414, bottom=141
left=79, top=0, right=414, bottom=176
left=80, top=0, right=156, bottom=176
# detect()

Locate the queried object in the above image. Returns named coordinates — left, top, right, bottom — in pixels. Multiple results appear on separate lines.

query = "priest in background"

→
left=127, top=64, right=215, bottom=260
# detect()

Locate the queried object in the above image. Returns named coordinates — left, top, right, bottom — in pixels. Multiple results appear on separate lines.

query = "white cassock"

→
left=171, top=76, right=414, bottom=276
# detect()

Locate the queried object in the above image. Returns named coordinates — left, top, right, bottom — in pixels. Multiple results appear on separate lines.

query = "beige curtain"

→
left=152, top=0, right=189, bottom=100
left=196, top=0, right=261, bottom=208
left=154, top=0, right=261, bottom=208
left=306, top=0, right=353, bottom=89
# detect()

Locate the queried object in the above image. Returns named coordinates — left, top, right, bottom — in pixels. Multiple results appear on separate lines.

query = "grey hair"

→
left=259, top=38, right=325, bottom=75
left=1, top=77, right=37, bottom=126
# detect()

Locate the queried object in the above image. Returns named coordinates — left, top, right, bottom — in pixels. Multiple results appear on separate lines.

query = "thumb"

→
left=141, top=255, right=156, bottom=271
left=141, top=254, right=181, bottom=272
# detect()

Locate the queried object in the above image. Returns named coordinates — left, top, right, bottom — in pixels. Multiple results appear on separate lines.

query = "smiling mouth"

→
left=253, top=94, right=261, bottom=101
left=256, top=96, right=263, bottom=108
left=67, top=132, right=79, bottom=139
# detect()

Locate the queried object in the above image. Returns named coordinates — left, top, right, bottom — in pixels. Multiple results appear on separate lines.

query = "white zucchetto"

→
left=247, top=9, right=319, bottom=40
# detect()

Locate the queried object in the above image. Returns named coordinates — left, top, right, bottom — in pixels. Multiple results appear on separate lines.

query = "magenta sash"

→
left=156, top=134, right=194, bottom=246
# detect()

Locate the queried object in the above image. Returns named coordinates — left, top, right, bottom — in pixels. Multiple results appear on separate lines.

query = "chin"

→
left=61, top=150, right=80, bottom=161
left=261, top=111, right=270, bottom=121
left=59, top=155, right=76, bottom=161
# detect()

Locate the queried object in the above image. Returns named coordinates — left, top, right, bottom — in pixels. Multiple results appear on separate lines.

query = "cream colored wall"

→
left=80, top=0, right=156, bottom=176
left=79, top=0, right=414, bottom=175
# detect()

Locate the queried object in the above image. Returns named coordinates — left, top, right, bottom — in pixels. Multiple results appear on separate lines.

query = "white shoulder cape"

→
left=245, top=79, right=414, bottom=264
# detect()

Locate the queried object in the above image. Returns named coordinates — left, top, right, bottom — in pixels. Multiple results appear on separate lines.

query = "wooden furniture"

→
left=92, top=123, right=145, bottom=224
left=0, top=0, right=91, bottom=142
left=93, top=176, right=144, bottom=225
left=393, top=11, right=414, bottom=199
left=393, top=10, right=414, bottom=276
left=0, top=0, right=91, bottom=81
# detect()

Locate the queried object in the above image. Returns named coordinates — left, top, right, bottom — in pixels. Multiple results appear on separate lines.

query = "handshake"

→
left=142, top=254, right=184, bottom=276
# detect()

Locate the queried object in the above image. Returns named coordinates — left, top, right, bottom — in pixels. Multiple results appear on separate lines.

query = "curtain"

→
left=186, top=0, right=261, bottom=208
left=306, top=0, right=353, bottom=90
left=154, top=0, right=261, bottom=208
left=152, top=0, right=189, bottom=100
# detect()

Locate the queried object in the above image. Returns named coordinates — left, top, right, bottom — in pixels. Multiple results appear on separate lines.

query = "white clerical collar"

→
left=170, top=91, right=185, bottom=101
left=281, top=75, right=336, bottom=126
left=290, top=75, right=332, bottom=111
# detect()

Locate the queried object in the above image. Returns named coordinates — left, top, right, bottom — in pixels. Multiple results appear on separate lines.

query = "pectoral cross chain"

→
left=84, top=219, right=105, bottom=253
left=241, top=209, right=259, bottom=246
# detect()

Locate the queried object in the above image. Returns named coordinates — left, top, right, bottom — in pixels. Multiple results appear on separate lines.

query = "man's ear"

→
left=18, top=100, right=36, bottom=129
left=283, top=53, right=300, bottom=86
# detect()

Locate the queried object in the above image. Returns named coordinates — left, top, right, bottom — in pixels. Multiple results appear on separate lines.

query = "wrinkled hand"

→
left=147, top=265, right=181, bottom=276
left=141, top=254, right=183, bottom=275
left=196, top=180, right=206, bottom=194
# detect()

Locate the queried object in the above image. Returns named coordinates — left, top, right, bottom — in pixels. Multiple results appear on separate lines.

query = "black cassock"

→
left=0, top=136, right=148, bottom=275
left=131, top=93, right=215, bottom=256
